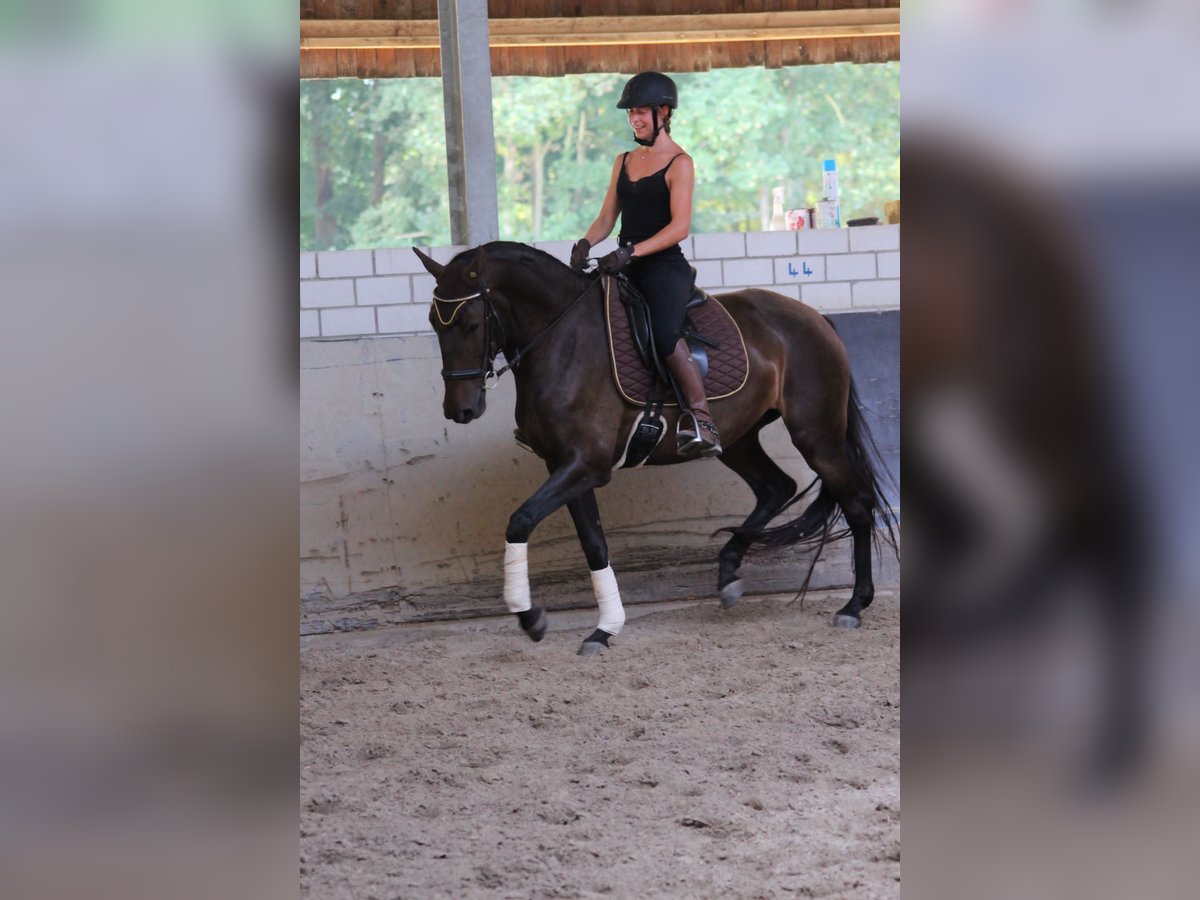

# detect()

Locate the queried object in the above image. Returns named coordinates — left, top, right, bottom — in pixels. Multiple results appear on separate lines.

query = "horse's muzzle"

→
left=445, top=389, right=486, bottom=424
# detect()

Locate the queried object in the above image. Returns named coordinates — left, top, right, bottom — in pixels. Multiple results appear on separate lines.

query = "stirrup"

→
left=676, top=410, right=722, bottom=458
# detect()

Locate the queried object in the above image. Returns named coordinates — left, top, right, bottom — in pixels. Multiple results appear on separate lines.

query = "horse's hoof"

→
left=517, top=607, right=548, bottom=642
left=577, top=628, right=612, bottom=656
left=833, top=614, right=861, bottom=629
left=719, top=579, right=744, bottom=608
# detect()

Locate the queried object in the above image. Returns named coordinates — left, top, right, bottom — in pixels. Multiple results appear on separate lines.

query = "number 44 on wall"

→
left=787, top=261, right=814, bottom=277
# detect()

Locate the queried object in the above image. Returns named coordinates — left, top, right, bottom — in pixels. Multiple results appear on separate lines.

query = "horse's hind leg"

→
left=716, top=421, right=797, bottom=607
left=811, top=446, right=878, bottom=628
left=787, top=429, right=879, bottom=628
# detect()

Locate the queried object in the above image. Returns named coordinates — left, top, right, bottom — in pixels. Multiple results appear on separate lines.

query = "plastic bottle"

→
left=822, top=158, right=839, bottom=202
left=769, top=186, right=787, bottom=231
left=818, top=159, right=841, bottom=228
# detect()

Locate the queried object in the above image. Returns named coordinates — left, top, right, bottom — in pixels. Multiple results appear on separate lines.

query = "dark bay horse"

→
left=415, top=242, right=896, bottom=655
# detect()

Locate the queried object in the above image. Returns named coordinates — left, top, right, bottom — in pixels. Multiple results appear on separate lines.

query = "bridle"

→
left=432, top=271, right=603, bottom=390
left=432, top=283, right=508, bottom=387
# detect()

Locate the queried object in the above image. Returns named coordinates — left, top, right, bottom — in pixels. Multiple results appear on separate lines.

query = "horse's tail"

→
left=844, top=376, right=900, bottom=557
left=726, top=375, right=899, bottom=589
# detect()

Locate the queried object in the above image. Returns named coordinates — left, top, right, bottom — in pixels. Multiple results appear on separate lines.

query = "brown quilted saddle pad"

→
left=604, top=275, right=749, bottom=407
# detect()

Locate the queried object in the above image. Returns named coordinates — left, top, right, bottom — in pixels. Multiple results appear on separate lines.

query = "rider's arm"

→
left=582, top=154, right=624, bottom=247
left=630, top=154, right=693, bottom=259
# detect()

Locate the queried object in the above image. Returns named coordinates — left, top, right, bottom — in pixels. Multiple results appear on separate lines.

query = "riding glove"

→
left=596, top=245, right=634, bottom=275
left=569, top=238, right=591, bottom=272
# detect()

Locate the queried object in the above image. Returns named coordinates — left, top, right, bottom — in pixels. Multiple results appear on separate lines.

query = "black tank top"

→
left=617, top=151, right=685, bottom=245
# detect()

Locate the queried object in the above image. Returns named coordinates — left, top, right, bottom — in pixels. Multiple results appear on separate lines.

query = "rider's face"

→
left=627, top=106, right=664, bottom=140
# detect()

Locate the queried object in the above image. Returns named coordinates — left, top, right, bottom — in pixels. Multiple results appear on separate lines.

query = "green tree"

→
left=300, top=64, right=899, bottom=251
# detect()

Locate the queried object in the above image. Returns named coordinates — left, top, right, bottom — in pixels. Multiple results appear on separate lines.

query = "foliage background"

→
left=300, top=64, right=899, bottom=251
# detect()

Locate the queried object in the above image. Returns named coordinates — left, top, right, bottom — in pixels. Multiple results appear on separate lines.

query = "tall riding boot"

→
left=664, top=338, right=722, bottom=457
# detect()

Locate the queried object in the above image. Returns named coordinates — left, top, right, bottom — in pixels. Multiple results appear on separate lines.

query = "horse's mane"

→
left=450, top=241, right=592, bottom=288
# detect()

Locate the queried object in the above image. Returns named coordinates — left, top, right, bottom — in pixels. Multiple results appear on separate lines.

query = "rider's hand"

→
left=596, top=245, right=634, bottom=275
left=569, top=238, right=591, bottom=272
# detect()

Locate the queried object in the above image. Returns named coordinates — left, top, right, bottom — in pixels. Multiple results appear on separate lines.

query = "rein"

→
left=433, top=272, right=603, bottom=389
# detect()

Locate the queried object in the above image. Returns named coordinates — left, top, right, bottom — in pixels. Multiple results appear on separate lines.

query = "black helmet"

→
left=616, top=72, right=678, bottom=110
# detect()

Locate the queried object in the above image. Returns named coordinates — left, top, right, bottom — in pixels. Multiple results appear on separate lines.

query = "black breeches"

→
left=624, top=247, right=692, bottom=359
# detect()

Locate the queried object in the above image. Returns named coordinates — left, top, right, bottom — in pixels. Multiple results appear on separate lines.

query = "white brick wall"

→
left=849, top=224, right=900, bottom=252
left=430, top=244, right=469, bottom=266
left=852, top=279, right=901, bottom=308
left=802, top=282, right=854, bottom=309
left=826, top=253, right=877, bottom=282
left=773, top=256, right=826, bottom=284
left=300, top=225, right=898, bottom=339
left=692, top=232, right=745, bottom=259
left=301, top=279, right=354, bottom=309
left=796, top=229, right=850, bottom=255
left=411, top=274, right=437, bottom=303
left=723, top=257, right=773, bottom=286
left=300, top=310, right=319, bottom=338
left=317, top=250, right=373, bottom=278
left=355, top=276, right=412, bottom=305
left=376, top=247, right=431, bottom=275
left=377, top=304, right=432, bottom=334
left=321, top=307, right=376, bottom=336
left=691, top=259, right=723, bottom=289
left=746, top=231, right=797, bottom=257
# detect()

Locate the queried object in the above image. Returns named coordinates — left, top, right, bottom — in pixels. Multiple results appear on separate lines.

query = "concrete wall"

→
left=300, top=227, right=899, bottom=631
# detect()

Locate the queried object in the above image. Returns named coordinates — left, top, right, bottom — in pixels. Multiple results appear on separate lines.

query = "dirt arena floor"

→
left=300, top=589, right=900, bottom=899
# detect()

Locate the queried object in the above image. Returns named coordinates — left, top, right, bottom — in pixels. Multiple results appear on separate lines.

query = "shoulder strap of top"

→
left=663, top=152, right=685, bottom=173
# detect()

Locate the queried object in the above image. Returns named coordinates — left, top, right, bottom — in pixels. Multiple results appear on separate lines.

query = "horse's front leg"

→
left=566, top=489, right=625, bottom=656
left=503, top=460, right=604, bottom=642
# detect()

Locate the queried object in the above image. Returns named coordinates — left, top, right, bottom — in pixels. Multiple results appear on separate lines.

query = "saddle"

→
left=604, top=272, right=749, bottom=407
left=604, top=271, right=748, bottom=468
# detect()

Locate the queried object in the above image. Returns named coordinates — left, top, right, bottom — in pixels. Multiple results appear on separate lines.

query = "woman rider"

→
left=569, top=71, right=722, bottom=457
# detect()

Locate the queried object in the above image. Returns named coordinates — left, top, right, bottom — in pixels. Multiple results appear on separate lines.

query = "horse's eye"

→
left=465, top=323, right=480, bottom=335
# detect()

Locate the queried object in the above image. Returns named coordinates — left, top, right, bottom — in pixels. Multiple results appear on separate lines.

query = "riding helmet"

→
left=616, top=72, right=678, bottom=110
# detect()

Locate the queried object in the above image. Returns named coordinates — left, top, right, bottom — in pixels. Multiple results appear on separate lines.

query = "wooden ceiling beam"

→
left=299, top=11, right=901, bottom=50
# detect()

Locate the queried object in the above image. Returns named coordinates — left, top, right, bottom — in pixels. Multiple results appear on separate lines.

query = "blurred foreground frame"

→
left=0, top=43, right=298, bottom=900
left=901, top=126, right=1200, bottom=897
left=902, top=129, right=1149, bottom=783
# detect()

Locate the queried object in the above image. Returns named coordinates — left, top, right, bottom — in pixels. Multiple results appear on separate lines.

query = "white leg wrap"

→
left=591, top=565, right=625, bottom=635
left=503, top=542, right=531, bottom=613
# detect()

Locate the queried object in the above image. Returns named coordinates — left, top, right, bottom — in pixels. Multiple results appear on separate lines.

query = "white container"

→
left=768, top=186, right=787, bottom=230
left=785, top=208, right=811, bottom=230
left=816, top=199, right=841, bottom=229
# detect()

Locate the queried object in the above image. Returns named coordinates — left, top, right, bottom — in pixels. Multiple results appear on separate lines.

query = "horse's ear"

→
left=465, top=247, right=487, bottom=283
left=412, top=246, right=445, bottom=278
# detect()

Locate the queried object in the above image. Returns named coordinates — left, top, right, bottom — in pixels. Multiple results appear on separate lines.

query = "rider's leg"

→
left=664, top=338, right=722, bottom=456
left=626, top=248, right=721, bottom=456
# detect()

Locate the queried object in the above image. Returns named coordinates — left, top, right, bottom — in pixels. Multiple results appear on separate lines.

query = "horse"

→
left=414, top=241, right=897, bottom=656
